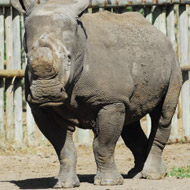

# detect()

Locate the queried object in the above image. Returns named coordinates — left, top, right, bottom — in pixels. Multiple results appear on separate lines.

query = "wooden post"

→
left=13, top=9, right=23, bottom=146
left=146, top=114, right=151, bottom=137
left=5, top=7, right=14, bottom=143
left=99, top=8, right=104, bottom=12
left=167, top=5, right=179, bottom=141
left=77, top=129, right=91, bottom=145
left=26, top=103, right=35, bottom=145
left=0, top=7, right=5, bottom=143
left=153, top=6, right=167, bottom=35
left=145, top=6, right=152, bottom=24
left=179, top=5, right=190, bottom=141
left=167, top=5, right=177, bottom=52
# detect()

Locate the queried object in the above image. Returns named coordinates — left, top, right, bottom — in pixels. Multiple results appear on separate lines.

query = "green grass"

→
left=168, top=167, right=190, bottom=178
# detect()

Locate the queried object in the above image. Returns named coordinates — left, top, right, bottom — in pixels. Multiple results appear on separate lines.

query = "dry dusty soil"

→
left=0, top=143, right=190, bottom=190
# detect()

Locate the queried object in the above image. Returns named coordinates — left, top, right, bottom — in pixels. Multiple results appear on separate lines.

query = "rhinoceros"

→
left=11, top=0, right=182, bottom=188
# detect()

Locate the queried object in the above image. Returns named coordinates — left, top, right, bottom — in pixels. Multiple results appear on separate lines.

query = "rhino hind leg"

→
left=31, top=107, right=79, bottom=188
left=141, top=68, right=182, bottom=180
left=93, top=103, right=125, bottom=186
left=121, top=121, right=148, bottom=178
left=141, top=102, right=170, bottom=180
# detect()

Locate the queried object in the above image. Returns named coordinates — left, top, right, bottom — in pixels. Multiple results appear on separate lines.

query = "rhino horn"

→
left=73, top=0, right=90, bottom=16
left=11, top=0, right=36, bottom=14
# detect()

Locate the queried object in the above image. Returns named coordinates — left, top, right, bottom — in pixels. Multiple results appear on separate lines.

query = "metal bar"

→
left=2, top=0, right=190, bottom=7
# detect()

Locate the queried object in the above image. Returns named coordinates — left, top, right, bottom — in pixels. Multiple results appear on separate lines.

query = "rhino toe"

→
left=54, top=177, right=80, bottom=189
left=94, top=175, right=123, bottom=186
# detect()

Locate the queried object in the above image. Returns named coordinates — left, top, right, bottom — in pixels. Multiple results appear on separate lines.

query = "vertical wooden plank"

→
left=146, top=114, right=151, bottom=137
left=170, top=106, right=179, bottom=142
left=153, top=6, right=167, bottom=35
left=99, top=8, right=104, bottom=12
left=0, top=7, right=5, bottom=143
left=188, top=5, right=190, bottom=66
left=167, top=5, right=177, bottom=51
left=77, top=129, right=91, bottom=145
left=26, top=103, right=35, bottom=145
left=88, top=7, right=92, bottom=13
left=166, top=5, right=179, bottom=141
left=179, top=5, right=190, bottom=141
left=13, top=8, right=23, bottom=146
left=145, top=6, right=152, bottom=24
left=20, top=15, right=36, bottom=146
left=5, top=7, right=14, bottom=143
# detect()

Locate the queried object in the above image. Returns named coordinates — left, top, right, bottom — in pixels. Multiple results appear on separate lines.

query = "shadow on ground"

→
left=7, top=174, right=132, bottom=189
left=8, top=175, right=95, bottom=189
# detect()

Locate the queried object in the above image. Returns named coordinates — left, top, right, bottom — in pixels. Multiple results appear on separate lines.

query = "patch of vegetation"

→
left=168, top=167, right=190, bottom=178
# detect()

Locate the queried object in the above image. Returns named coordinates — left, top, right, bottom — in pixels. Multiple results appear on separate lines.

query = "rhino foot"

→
left=94, top=174, right=123, bottom=186
left=141, top=153, right=166, bottom=180
left=54, top=176, right=80, bottom=189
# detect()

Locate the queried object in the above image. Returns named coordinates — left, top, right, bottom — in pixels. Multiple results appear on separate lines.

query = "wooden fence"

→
left=0, top=0, right=190, bottom=147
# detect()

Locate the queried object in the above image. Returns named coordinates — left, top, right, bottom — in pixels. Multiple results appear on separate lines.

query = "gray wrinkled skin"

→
left=11, top=0, right=182, bottom=188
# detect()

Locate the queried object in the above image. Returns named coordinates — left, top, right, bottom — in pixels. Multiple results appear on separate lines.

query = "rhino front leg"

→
left=93, top=103, right=125, bottom=186
left=54, top=130, right=79, bottom=189
left=31, top=107, right=79, bottom=188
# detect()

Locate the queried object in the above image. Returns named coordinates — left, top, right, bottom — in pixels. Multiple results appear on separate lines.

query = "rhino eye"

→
left=68, top=55, right=71, bottom=60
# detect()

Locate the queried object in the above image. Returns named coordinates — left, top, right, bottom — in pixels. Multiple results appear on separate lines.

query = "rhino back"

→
left=73, top=11, right=177, bottom=118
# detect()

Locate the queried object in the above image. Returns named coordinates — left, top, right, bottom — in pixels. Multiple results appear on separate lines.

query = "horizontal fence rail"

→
left=0, top=1, right=190, bottom=147
left=1, top=0, right=190, bottom=6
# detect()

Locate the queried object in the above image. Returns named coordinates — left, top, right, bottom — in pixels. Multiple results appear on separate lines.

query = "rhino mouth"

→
left=27, top=94, right=67, bottom=107
left=27, top=79, right=68, bottom=107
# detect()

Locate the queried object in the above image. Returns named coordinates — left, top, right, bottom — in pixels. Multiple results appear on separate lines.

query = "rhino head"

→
left=11, top=0, right=89, bottom=106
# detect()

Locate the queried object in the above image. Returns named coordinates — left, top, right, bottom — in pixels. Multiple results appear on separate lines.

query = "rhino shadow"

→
left=9, top=174, right=96, bottom=189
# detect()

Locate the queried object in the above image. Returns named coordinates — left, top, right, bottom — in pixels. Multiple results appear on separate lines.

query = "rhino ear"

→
left=73, top=0, right=90, bottom=17
left=11, top=0, right=36, bottom=14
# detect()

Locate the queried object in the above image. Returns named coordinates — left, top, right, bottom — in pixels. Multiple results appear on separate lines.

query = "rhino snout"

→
left=29, top=47, right=57, bottom=79
left=27, top=84, right=68, bottom=106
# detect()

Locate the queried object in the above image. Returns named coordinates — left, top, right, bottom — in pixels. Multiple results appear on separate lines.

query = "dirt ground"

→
left=0, top=142, right=190, bottom=190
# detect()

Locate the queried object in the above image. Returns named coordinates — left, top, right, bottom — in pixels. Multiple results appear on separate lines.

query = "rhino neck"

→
left=65, top=19, right=87, bottom=92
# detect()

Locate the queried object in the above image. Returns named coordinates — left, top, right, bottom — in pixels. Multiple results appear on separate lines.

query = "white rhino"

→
left=11, top=0, right=182, bottom=188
